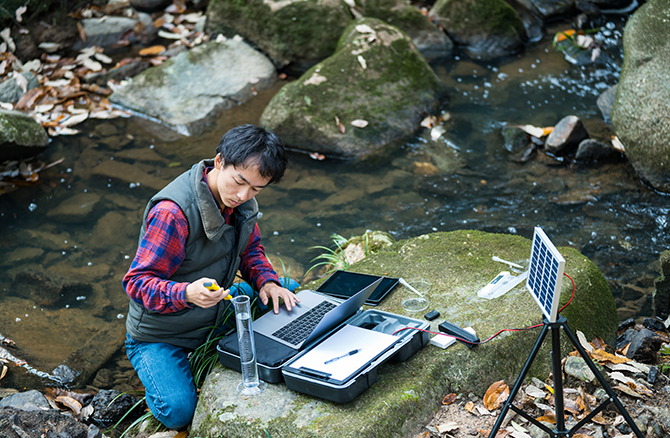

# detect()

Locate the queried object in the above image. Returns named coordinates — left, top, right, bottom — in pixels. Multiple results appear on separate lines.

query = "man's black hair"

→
left=216, top=124, right=288, bottom=184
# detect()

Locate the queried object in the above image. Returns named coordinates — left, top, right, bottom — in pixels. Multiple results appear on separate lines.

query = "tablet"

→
left=316, top=270, right=399, bottom=306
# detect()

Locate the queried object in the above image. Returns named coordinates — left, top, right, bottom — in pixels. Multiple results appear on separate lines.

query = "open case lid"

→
left=282, top=324, right=399, bottom=385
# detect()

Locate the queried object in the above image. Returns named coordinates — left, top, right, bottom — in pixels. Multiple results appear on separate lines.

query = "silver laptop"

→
left=253, top=277, right=383, bottom=350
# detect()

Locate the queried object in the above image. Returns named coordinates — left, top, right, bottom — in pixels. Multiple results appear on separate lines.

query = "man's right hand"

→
left=185, top=278, right=230, bottom=308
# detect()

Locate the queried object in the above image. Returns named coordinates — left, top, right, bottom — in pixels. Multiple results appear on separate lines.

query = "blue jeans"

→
left=125, top=278, right=299, bottom=429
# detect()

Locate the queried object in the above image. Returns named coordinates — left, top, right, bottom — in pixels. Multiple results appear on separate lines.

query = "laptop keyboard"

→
left=272, top=301, right=337, bottom=345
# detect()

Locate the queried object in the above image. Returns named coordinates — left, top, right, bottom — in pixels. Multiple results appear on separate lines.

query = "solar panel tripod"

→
left=488, top=315, right=644, bottom=438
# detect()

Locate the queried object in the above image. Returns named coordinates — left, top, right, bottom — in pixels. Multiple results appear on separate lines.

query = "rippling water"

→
left=1, top=15, right=667, bottom=390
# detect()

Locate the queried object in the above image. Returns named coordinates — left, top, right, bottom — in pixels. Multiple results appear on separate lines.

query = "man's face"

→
left=210, top=154, right=271, bottom=209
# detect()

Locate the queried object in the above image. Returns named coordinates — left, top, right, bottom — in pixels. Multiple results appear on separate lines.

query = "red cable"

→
left=393, top=272, right=576, bottom=345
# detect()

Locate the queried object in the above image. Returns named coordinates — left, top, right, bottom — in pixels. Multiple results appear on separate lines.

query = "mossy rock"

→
left=205, top=0, right=351, bottom=69
left=356, top=0, right=454, bottom=60
left=429, top=0, right=525, bottom=60
left=611, top=0, right=670, bottom=193
left=192, top=230, right=617, bottom=438
left=260, top=17, right=448, bottom=159
left=0, top=109, right=49, bottom=162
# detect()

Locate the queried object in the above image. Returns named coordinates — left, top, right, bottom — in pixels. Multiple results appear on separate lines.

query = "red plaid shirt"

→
left=123, top=173, right=279, bottom=314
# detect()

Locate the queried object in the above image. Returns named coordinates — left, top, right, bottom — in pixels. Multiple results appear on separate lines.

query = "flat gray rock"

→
left=110, top=37, right=276, bottom=137
left=0, top=390, right=51, bottom=411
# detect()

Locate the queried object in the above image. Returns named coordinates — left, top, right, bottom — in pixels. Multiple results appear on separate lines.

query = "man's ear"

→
left=214, top=153, right=225, bottom=169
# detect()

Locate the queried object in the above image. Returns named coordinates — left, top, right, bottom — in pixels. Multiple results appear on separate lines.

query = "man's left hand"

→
left=259, top=282, right=300, bottom=314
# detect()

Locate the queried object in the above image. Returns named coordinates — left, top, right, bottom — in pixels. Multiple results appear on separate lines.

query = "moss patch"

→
left=431, top=0, right=524, bottom=40
left=0, top=109, right=49, bottom=147
left=206, top=0, right=351, bottom=67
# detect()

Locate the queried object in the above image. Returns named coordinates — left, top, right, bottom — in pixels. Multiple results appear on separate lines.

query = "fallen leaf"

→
left=158, top=29, right=183, bottom=40
left=592, top=412, right=609, bottom=425
left=139, top=45, right=167, bottom=56
left=415, top=432, right=430, bottom=438
left=12, top=71, right=28, bottom=93
left=430, top=125, right=446, bottom=141
left=173, top=432, right=188, bottom=438
left=335, top=116, right=345, bottom=134
left=611, top=136, right=625, bottom=152
left=613, top=384, right=643, bottom=398
left=77, top=22, right=87, bottom=42
left=484, top=380, right=509, bottom=410
left=509, top=429, right=532, bottom=438
left=553, top=29, right=576, bottom=44
left=436, top=422, right=459, bottom=433
left=355, top=24, right=375, bottom=34
left=516, top=124, right=547, bottom=138
left=576, top=330, right=594, bottom=352
left=591, top=349, right=630, bottom=364
left=524, top=385, right=546, bottom=399
left=15, top=5, right=27, bottom=22
left=535, top=414, right=556, bottom=424
left=82, top=57, right=102, bottom=72
left=38, top=42, right=61, bottom=53
left=464, top=401, right=475, bottom=413
left=350, top=119, right=368, bottom=128
left=0, top=364, right=6, bottom=380
left=421, top=115, right=437, bottom=128
left=442, top=393, right=457, bottom=405
left=309, top=152, right=325, bottom=161
left=55, top=395, right=82, bottom=415
left=61, top=112, right=89, bottom=127
left=357, top=55, right=367, bottom=69
left=94, top=52, right=113, bottom=64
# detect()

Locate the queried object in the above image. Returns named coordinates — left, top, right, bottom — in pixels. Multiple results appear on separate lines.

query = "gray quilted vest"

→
left=126, top=159, right=258, bottom=349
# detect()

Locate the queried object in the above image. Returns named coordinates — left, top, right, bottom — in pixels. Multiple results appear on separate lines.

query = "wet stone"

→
left=642, top=317, right=666, bottom=333
left=0, top=390, right=51, bottom=411
left=625, top=328, right=665, bottom=363
left=619, top=317, right=636, bottom=331
left=544, top=115, right=589, bottom=156
left=92, top=368, right=114, bottom=389
left=90, top=389, right=143, bottom=426
left=617, top=328, right=637, bottom=351
left=52, top=364, right=78, bottom=385
left=563, top=355, right=597, bottom=383
left=501, top=125, right=529, bottom=153
left=13, top=269, right=92, bottom=308
left=46, top=192, right=102, bottom=223
left=0, top=407, right=94, bottom=438
left=575, top=139, right=621, bottom=163
left=2, top=247, right=43, bottom=265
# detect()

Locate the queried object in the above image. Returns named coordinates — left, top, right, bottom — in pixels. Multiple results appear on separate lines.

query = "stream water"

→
left=1, top=15, right=667, bottom=392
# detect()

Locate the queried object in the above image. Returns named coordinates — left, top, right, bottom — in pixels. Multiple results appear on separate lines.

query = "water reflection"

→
left=0, top=16, right=667, bottom=391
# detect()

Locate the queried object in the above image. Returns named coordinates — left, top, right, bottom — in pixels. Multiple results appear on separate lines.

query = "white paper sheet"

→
left=290, top=324, right=398, bottom=382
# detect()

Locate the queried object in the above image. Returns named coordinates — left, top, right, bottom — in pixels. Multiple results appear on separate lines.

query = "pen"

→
left=324, top=348, right=362, bottom=365
left=203, top=282, right=232, bottom=300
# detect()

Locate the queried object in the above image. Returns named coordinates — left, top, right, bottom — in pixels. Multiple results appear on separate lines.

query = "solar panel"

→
left=526, top=227, right=565, bottom=322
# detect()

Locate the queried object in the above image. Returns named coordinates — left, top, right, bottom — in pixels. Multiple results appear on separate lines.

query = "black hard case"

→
left=216, top=309, right=429, bottom=402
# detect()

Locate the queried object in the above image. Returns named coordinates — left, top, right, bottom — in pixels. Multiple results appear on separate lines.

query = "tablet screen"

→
left=316, top=270, right=399, bottom=305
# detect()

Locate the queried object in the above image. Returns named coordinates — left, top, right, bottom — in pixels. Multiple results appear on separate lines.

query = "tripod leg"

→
left=562, top=322, right=645, bottom=438
left=488, top=324, right=550, bottom=438
left=551, top=325, right=566, bottom=434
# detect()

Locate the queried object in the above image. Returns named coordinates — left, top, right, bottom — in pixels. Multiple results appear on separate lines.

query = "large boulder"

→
left=109, top=37, right=276, bottom=137
left=260, top=18, right=448, bottom=159
left=192, top=230, right=618, bottom=438
left=429, top=0, right=526, bottom=60
left=611, top=0, right=670, bottom=193
left=356, top=0, right=454, bottom=61
left=0, top=108, right=49, bottom=162
left=205, top=0, right=351, bottom=70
